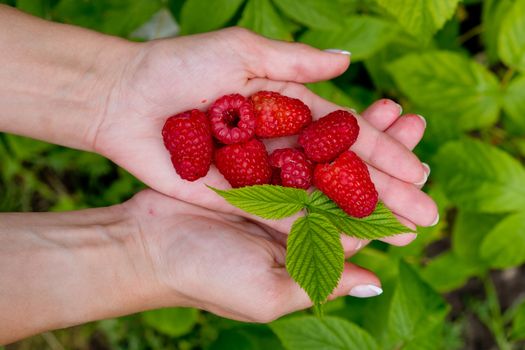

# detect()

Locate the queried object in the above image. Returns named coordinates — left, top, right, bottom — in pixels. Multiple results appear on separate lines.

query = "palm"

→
left=96, top=29, right=437, bottom=235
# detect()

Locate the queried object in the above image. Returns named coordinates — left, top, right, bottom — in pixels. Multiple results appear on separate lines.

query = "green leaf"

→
left=286, top=214, right=344, bottom=306
left=452, top=211, right=503, bottom=265
left=238, top=0, right=292, bottom=40
left=510, top=300, right=525, bottom=341
left=141, top=307, right=198, bottom=337
left=270, top=316, right=379, bottom=350
left=209, top=185, right=307, bottom=219
left=306, top=81, right=365, bottom=112
left=434, top=139, right=525, bottom=213
left=16, top=0, right=52, bottom=17
left=480, top=212, right=525, bottom=268
left=503, top=74, right=525, bottom=134
left=422, top=252, right=484, bottom=292
left=272, top=0, right=344, bottom=30
left=54, top=0, right=163, bottom=37
left=374, top=0, right=460, bottom=44
left=482, top=0, right=514, bottom=63
left=389, top=261, right=448, bottom=343
left=300, top=16, right=394, bottom=61
left=498, top=0, right=525, bottom=72
left=388, top=51, right=502, bottom=130
left=180, top=0, right=245, bottom=34
left=307, top=191, right=413, bottom=239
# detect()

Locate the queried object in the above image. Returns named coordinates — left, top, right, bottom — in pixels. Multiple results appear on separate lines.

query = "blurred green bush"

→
left=2, top=0, right=525, bottom=349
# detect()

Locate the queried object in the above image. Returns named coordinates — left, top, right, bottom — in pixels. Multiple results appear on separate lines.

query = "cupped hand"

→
left=94, top=28, right=437, bottom=242
left=124, top=189, right=381, bottom=322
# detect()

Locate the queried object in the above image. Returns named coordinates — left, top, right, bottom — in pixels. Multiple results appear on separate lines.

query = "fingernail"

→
left=422, top=162, right=431, bottom=176
left=348, top=108, right=358, bottom=115
left=349, top=284, right=383, bottom=298
left=354, top=240, right=362, bottom=251
left=396, top=103, right=403, bottom=115
left=431, top=213, right=440, bottom=227
left=417, top=114, right=427, bottom=128
left=324, top=49, right=351, bottom=56
left=414, top=166, right=430, bottom=186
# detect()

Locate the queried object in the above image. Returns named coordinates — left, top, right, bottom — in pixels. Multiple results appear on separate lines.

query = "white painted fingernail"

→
left=324, top=49, right=351, bottom=56
left=422, top=162, right=431, bottom=176
left=396, top=103, right=403, bottom=115
left=431, top=213, right=440, bottom=227
left=349, top=284, right=383, bottom=298
left=417, top=114, right=427, bottom=128
left=414, top=167, right=429, bottom=186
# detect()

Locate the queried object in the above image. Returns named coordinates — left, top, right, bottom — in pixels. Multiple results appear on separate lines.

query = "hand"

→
left=93, top=28, right=437, bottom=241
left=123, top=189, right=382, bottom=322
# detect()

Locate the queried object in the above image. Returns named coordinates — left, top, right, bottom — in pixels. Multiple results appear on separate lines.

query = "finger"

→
left=243, top=80, right=427, bottom=184
left=369, top=166, right=438, bottom=227
left=237, top=28, right=351, bottom=83
left=385, top=114, right=427, bottom=150
left=279, top=262, right=382, bottom=313
left=342, top=235, right=369, bottom=258
left=361, top=99, right=403, bottom=130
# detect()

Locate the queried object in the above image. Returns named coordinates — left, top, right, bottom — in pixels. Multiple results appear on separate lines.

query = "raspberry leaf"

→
left=306, top=190, right=414, bottom=239
left=286, top=213, right=344, bottom=310
left=208, top=185, right=308, bottom=219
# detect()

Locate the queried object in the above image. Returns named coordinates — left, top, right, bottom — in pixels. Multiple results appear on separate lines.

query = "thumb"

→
left=278, top=262, right=382, bottom=314
left=233, top=28, right=351, bottom=83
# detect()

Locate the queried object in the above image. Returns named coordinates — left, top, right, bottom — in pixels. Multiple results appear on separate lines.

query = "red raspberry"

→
left=215, top=139, right=272, bottom=188
left=162, top=110, right=213, bottom=181
left=250, top=91, right=312, bottom=138
left=208, top=94, right=255, bottom=144
left=314, top=151, right=378, bottom=218
left=269, top=148, right=313, bottom=189
left=298, top=110, right=359, bottom=163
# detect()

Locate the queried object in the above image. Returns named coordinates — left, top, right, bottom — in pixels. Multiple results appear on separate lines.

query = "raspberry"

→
left=208, top=94, right=256, bottom=144
left=269, top=148, right=313, bottom=189
left=162, top=109, right=213, bottom=181
left=250, top=91, right=312, bottom=138
left=314, top=151, right=378, bottom=218
left=298, top=110, right=359, bottom=163
left=215, top=139, right=272, bottom=188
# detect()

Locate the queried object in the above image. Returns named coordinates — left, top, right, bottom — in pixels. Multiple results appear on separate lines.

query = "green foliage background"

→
left=2, top=0, right=525, bottom=349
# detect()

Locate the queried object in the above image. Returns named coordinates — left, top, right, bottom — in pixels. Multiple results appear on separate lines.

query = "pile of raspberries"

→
left=162, top=91, right=378, bottom=218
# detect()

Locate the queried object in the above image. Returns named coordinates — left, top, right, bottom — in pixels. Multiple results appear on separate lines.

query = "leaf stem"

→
left=501, top=68, right=516, bottom=88
left=478, top=274, right=513, bottom=350
left=458, top=25, right=483, bottom=45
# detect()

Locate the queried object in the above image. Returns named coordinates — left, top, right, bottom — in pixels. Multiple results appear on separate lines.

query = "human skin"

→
left=0, top=5, right=438, bottom=239
left=0, top=4, right=436, bottom=344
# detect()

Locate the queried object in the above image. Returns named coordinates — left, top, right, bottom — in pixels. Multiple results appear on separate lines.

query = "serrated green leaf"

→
left=286, top=214, right=344, bottom=306
left=16, top=0, right=51, bottom=17
left=422, top=252, right=484, bottom=293
left=270, top=316, right=379, bottom=350
left=272, top=0, right=345, bottom=30
left=238, top=0, right=292, bottom=40
left=307, top=191, right=413, bottom=239
left=503, top=74, right=525, bottom=134
left=209, top=185, right=307, bottom=219
left=480, top=212, right=525, bottom=268
left=306, top=81, right=365, bottom=112
left=388, top=51, right=502, bottom=130
left=141, top=307, right=198, bottom=337
left=374, top=0, right=460, bottom=44
left=389, top=261, right=448, bottom=344
left=452, top=211, right=503, bottom=265
left=180, top=0, right=245, bottom=34
left=498, top=0, right=525, bottom=72
left=54, top=0, right=163, bottom=37
left=300, top=16, right=394, bottom=61
left=482, top=0, right=514, bottom=63
left=510, top=300, right=525, bottom=341
left=434, top=139, right=525, bottom=212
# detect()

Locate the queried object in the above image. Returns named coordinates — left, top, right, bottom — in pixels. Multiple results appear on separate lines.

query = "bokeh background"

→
left=2, top=0, right=525, bottom=349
